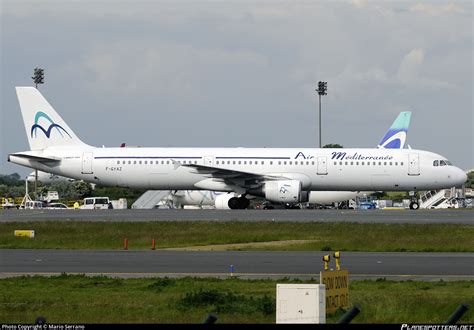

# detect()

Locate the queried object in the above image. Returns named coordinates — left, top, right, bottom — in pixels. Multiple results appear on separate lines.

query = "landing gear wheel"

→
left=228, top=197, right=250, bottom=209
left=409, top=202, right=419, bottom=210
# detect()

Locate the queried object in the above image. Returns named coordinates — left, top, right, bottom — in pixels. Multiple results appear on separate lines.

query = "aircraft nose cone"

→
left=455, top=168, right=467, bottom=186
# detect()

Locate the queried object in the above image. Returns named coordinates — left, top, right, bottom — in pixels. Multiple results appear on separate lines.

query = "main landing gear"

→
left=409, top=201, right=420, bottom=210
left=228, top=196, right=250, bottom=209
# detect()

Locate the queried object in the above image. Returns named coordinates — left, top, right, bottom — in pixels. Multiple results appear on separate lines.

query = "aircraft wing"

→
left=176, top=162, right=285, bottom=187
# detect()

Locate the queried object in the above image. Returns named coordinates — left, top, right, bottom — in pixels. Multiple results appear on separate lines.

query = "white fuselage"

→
left=9, top=147, right=467, bottom=193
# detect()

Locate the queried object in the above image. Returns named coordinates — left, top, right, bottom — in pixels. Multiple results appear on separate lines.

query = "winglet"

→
left=170, top=159, right=181, bottom=170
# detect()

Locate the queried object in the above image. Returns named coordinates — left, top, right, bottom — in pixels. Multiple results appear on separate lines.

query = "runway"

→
left=1, top=249, right=472, bottom=281
left=1, top=208, right=473, bottom=224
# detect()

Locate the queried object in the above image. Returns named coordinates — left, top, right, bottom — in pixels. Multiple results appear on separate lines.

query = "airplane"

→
left=28, top=112, right=413, bottom=209
left=8, top=87, right=467, bottom=210
left=26, top=170, right=73, bottom=184
left=147, top=111, right=413, bottom=209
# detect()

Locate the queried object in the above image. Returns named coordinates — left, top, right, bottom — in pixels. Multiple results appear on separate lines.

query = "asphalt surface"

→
left=1, top=208, right=473, bottom=224
left=1, top=250, right=472, bottom=281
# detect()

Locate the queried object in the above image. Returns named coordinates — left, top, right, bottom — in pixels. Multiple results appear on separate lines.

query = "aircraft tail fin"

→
left=15, top=87, right=88, bottom=150
left=377, top=111, right=412, bottom=149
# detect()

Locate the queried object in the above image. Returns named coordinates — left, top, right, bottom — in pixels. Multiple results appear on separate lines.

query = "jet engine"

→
left=214, top=193, right=236, bottom=209
left=264, top=180, right=306, bottom=203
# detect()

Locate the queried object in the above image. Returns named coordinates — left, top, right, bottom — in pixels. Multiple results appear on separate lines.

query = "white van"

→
left=24, top=201, right=47, bottom=209
left=80, top=197, right=111, bottom=210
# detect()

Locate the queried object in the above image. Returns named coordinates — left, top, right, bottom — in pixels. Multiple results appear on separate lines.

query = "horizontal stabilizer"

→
left=8, top=152, right=60, bottom=165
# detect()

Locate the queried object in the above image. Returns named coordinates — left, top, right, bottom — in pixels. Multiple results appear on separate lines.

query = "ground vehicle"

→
left=80, top=197, right=111, bottom=210
left=23, top=201, right=47, bottom=209
left=47, top=203, right=69, bottom=209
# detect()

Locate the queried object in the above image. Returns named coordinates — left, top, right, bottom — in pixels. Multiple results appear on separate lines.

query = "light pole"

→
left=31, top=67, right=45, bottom=200
left=316, top=81, right=327, bottom=148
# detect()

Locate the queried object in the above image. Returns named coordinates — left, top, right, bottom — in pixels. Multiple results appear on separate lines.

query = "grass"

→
left=1, top=221, right=473, bottom=252
left=0, top=275, right=472, bottom=323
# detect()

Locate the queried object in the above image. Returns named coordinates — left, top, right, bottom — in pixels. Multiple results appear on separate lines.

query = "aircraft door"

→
left=81, top=152, right=94, bottom=174
left=408, top=153, right=420, bottom=176
left=317, top=156, right=328, bottom=175
left=204, top=156, right=214, bottom=166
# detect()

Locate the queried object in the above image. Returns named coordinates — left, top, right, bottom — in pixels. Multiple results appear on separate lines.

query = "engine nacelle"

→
left=307, top=191, right=361, bottom=204
left=214, top=193, right=236, bottom=209
left=264, top=180, right=304, bottom=203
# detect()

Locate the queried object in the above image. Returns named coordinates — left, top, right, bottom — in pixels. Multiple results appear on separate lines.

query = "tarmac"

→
left=1, top=208, right=473, bottom=224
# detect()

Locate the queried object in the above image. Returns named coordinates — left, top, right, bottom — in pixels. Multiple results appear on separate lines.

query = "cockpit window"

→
left=434, top=159, right=453, bottom=167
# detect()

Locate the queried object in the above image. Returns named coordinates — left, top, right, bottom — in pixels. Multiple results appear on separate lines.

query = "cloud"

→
left=409, top=3, right=466, bottom=16
left=397, top=48, right=454, bottom=90
left=66, top=40, right=269, bottom=100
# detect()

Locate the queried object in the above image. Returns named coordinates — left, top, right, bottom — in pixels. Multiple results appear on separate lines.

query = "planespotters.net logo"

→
left=31, top=111, right=71, bottom=139
left=401, top=325, right=473, bottom=330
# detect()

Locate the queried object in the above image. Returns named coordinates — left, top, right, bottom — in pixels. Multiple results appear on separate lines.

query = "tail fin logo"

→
left=31, top=111, right=72, bottom=139
left=378, top=130, right=407, bottom=149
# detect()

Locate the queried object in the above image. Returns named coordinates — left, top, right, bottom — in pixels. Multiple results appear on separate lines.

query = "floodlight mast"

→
left=316, top=81, right=327, bottom=148
left=32, top=67, right=44, bottom=89
left=31, top=67, right=45, bottom=199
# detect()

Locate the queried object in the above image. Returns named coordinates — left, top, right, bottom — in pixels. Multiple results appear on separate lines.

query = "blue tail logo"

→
left=378, top=112, right=411, bottom=149
left=31, top=111, right=72, bottom=139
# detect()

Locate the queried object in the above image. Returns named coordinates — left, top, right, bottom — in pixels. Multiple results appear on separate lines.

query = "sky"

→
left=1, top=0, right=473, bottom=178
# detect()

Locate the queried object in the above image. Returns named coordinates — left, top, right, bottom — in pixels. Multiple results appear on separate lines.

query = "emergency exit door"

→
left=204, top=156, right=214, bottom=166
left=317, top=156, right=328, bottom=175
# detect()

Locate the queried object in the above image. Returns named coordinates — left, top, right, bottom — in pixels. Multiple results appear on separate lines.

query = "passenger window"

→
left=270, top=161, right=273, bottom=165
left=306, top=161, right=309, bottom=165
left=334, top=162, right=337, bottom=165
left=361, top=162, right=364, bottom=165
left=261, top=161, right=264, bottom=165
left=233, top=161, right=236, bottom=165
left=278, top=161, right=281, bottom=165
left=339, top=162, right=343, bottom=165
left=244, top=161, right=247, bottom=165
left=389, top=162, right=392, bottom=166
left=311, top=161, right=315, bottom=165
left=284, top=161, right=287, bottom=165
left=384, top=162, right=387, bottom=166
left=238, top=161, right=241, bottom=165
left=378, top=162, right=381, bottom=166
left=249, top=161, right=252, bottom=165
left=216, top=161, right=219, bottom=165
left=395, top=162, right=398, bottom=166
left=289, top=161, right=292, bottom=165
left=134, top=161, right=137, bottom=165
left=401, top=162, right=404, bottom=166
